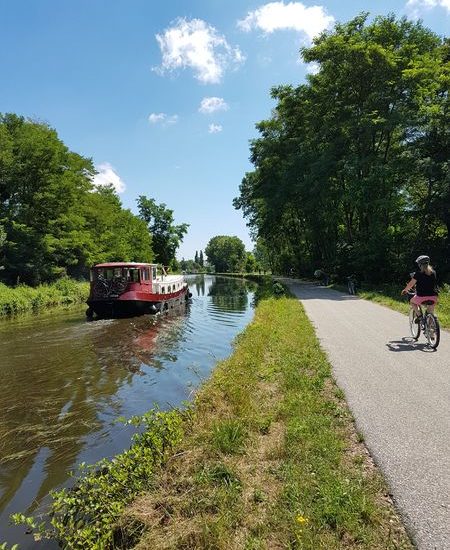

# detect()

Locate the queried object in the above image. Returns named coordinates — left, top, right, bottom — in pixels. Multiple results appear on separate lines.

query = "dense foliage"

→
left=137, top=196, right=188, bottom=268
left=0, top=279, right=89, bottom=316
left=234, top=14, right=449, bottom=283
left=205, top=235, right=247, bottom=273
left=0, top=114, right=154, bottom=285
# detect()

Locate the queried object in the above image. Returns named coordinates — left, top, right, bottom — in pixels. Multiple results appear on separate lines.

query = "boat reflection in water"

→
left=0, top=275, right=256, bottom=548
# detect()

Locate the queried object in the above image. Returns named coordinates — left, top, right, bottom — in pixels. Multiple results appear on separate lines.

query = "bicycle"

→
left=406, top=291, right=440, bottom=349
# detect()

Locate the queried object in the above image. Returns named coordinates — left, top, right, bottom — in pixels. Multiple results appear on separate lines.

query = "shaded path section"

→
left=283, top=280, right=450, bottom=550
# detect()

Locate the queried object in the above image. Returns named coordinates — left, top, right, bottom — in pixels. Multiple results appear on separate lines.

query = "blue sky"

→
left=1, top=0, right=449, bottom=260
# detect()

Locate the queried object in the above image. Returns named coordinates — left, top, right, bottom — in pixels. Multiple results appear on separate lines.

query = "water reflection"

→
left=0, top=275, right=255, bottom=546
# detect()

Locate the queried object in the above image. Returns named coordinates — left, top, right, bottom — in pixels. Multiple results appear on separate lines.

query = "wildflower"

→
left=296, top=515, right=309, bottom=525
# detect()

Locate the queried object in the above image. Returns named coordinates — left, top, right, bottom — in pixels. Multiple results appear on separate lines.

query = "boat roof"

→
left=93, top=262, right=157, bottom=268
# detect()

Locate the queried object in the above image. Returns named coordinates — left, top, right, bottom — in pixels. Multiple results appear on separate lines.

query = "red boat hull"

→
left=87, top=287, right=189, bottom=318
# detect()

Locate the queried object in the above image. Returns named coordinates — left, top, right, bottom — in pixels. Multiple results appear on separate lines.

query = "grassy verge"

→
left=118, top=295, right=412, bottom=549
left=0, top=278, right=90, bottom=317
left=335, top=283, right=449, bottom=330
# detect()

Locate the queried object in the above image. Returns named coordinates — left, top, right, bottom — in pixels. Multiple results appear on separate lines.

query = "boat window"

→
left=124, top=268, right=140, bottom=282
left=96, top=268, right=127, bottom=280
left=96, top=268, right=114, bottom=280
left=162, top=287, right=165, bottom=293
left=152, top=267, right=157, bottom=280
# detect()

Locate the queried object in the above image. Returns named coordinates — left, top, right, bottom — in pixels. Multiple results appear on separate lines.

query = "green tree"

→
left=199, top=250, right=204, bottom=267
left=245, top=252, right=258, bottom=273
left=0, top=114, right=94, bottom=284
left=137, top=196, right=189, bottom=267
left=0, top=114, right=154, bottom=284
left=194, top=250, right=199, bottom=265
left=234, top=14, right=449, bottom=281
left=205, top=236, right=246, bottom=273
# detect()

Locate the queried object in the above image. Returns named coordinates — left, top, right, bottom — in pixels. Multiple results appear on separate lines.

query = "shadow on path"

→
left=279, top=278, right=358, bottom=301
left=386, top=337, right=435, bottom=353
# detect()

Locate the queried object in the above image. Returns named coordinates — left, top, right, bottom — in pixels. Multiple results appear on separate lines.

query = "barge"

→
left=86, top=262, right=190, bottom=318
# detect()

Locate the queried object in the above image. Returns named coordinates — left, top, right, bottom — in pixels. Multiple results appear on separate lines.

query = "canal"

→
left=0, top=275, right=258, bottom=547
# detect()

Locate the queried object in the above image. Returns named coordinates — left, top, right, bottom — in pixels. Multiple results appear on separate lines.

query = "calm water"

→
left=0, top=275, right=257, bottom=547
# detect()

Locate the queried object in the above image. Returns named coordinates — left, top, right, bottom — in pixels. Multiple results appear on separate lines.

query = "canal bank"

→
left=1, top=275, right=257, bottom=548
left=0, top=279, right=89, bottom=317
left=15, top=283, right=412, bottom=549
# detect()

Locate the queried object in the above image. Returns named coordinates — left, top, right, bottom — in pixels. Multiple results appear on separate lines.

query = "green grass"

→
left=0, top=278, right=89, bottom=317
left=120, top=295, right=412, bottom=549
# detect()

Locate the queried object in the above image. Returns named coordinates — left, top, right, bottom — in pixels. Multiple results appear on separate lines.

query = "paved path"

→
left=283, top=280, right=450, bottom=550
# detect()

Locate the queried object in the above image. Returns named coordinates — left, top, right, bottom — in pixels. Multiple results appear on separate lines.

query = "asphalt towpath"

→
left=282, top=280, right=450, bottom=550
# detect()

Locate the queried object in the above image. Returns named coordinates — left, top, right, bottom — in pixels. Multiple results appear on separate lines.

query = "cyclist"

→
left=401, top=255, right=439, bottom=321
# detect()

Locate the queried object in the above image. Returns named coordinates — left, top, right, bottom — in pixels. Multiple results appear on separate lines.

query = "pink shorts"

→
left=410, top=295, right=438, bottom=306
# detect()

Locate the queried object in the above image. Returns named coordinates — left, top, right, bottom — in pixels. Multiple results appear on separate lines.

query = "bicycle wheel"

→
left=409, top=309, right=420, bottom=340
left=425, top=314, right=440, bottom=349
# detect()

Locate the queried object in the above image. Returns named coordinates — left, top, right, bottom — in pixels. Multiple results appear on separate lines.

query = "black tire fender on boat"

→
left=86, top=307, right=94, bottom=318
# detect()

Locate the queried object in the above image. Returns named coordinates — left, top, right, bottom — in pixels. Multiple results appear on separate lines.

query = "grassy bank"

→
left=0, top=278, right=90, bottom=317
left=344, top=283, right=450, bottom=330
left=120, top=295, right=411, bottom=549
left=215, top=272, right=273, bottom=284
left=14, top=290, right=412, bottom=549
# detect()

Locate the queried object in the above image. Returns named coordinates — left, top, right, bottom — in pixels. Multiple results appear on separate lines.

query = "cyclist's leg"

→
left=409, top=296, right=422, bottom=316
left=418, top=296, right=438, bottom=315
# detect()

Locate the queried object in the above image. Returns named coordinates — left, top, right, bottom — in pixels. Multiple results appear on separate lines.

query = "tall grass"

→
left=0, top=279, right=90, bottom=317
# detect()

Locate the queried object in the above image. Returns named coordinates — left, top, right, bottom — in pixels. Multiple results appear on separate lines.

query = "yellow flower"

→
left=296, top=515, right=309, bottom=525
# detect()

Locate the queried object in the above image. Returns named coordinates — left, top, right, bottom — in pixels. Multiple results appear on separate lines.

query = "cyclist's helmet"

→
left=415, top=255, right=430, bottom=266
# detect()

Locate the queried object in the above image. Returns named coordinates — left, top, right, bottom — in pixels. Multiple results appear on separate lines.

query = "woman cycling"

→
left=401, top=255, right=439, bottom=320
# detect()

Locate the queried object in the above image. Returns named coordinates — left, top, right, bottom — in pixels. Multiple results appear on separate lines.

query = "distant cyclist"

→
left=401, top=255, right=439, bottom=321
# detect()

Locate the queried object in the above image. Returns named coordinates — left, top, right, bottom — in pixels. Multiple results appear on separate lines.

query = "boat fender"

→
left=86, top=307, right=94, bottom=318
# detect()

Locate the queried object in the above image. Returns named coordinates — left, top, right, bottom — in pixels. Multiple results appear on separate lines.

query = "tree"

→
left=205, top=236, right=246, bottom=273
left=199, top=250, right=204, bottom=267
left=234, top=14, right=449, bottom=282
left=0, top=114, right=154, bottom=284
left=245, top=252, right=258, bottom=273
left=194, top=250, right=199, bottom=265
left=137, top=196, right=189, bottom=267
left=0, top=114, right=94, bottom=284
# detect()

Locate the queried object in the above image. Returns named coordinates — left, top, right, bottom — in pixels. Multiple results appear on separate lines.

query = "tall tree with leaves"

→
left=235, top=14, right=449, bottom=281
left=0, top=114, right=95, bottom=284
left=205, top=236, right=246, bottom=273
left=137, top=196, right=188, bottom=267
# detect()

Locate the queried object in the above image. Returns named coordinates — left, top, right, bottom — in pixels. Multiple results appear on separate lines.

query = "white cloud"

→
left=155, top=17, right=245, bottom=84
left=305, top=61, right=320, bottom=74
left=199, top=97, right=229, bottom=114
left=238, top=1, right=334, bottom=41
left=148, top=113, right=179, bottom=126
left=148, top=112, right=166, bottom=124
left=93, top=163, right=126, bottom=193
left=208, top=123, right=223, bottom=133
left=406, top=0, right=450, bottom=16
